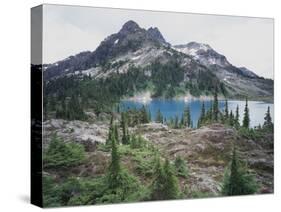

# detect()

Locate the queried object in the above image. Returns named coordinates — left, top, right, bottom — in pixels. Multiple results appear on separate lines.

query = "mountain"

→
left=174, top=42, right=273, bottom=100
left=44, top=20, right=273, bottom=101
left=238, top=67, right=259, bottom=78
left=44, top=20, right=171, bottom=79
left=173, top=42, right=231, bottom=67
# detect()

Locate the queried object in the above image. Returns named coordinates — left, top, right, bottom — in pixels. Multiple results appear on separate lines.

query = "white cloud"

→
left=42, top=4, right=274, bottom=79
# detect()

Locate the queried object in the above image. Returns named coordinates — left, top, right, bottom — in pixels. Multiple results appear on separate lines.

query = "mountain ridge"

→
left=44, top=20, right=273, bottom=101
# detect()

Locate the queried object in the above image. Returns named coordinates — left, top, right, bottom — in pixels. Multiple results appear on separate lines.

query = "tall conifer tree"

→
left=108, top=137, right=121, bottom=189
left=229, top=110, right=234, bottom=126
left=151, top=157, right=180, bottom=200
left=224, top=99, right=229, bottom=120
left=213, top=88, right=219, bottom=121
left=242, top=98, right=250, bottom=129
left=156, top=109, right=163, bottom=123
left=121, top=112, right=129, bottom=144
left=221, top=147, right=258, bottom=195
left=184, top=106, right=191, bottom=127
left=263, top=106, right=273, bottom=131
left=162, top=159, right=180, bottom=199
left=234, top=105, right=240, bottom=129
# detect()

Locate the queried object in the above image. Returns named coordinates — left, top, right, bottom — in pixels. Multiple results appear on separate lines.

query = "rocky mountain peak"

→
left=119, top=20, right=142, bottom=34
left=147, top=27, right=169, bottom=45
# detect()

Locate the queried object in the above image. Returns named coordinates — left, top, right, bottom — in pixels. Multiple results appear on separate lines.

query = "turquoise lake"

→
left=120, top=99, right=274, bottom=128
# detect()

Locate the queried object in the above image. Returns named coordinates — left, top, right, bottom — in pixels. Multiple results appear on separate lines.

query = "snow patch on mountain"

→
left=114, top=39, right=119, bottom=45
left=173, top=42, right=231, bottom=67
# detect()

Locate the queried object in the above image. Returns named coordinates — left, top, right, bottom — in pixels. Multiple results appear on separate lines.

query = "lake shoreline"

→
left=123, top=91, right=273, bottom=104
left=120, top=98, right=274, bottom=128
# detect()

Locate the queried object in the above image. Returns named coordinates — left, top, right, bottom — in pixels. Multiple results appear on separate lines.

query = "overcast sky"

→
left=42, top=4, right=274, bottom=79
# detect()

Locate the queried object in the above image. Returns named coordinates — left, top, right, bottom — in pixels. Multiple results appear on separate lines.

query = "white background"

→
left=0, top=0, right=280, bottom=211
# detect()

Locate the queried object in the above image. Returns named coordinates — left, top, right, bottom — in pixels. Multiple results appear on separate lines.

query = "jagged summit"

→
left=119, top=20, right=142, bottom=34
left=119, top=20, right=169, bottom=45
left=147, top=27, right=169, bottom=46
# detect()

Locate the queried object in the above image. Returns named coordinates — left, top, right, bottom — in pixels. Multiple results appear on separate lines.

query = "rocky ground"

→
left=43, top=119, right=108, bottom=150
left=43, top=119, right=274, bottom=195
left=134, top=123, right=273, bottom=194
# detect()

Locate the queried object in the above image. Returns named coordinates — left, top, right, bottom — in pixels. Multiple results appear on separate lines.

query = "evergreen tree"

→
left=227, top=147, right=239, bottom=194
left=263, top=106, right=273, bottom=131
left=140, top=105, right=149, bottom=123
left=242, top=98, right=250, bottom=129
left=174, top=156, right=188, bottom=178
left=180, top=114, right=185, bottom=128
left=68, top=95, right=86, bottom=120
left=224, top=99, right=229, bottom=122
left=116, top=104, right=120, bottom=113
left=201, top=101, right=206, bottom=119
left=162, top=159, right=180, bottom=199
left=151, top=157, right=166, bottom=200
left=121, top=112, right=129, bottom=144
left=108, top=137, right=121, bottom=189
left=204, top=102, right=213, bottom=123
left=213, top=88, right=219, bottom=121
left=209, top=101, right=213, bottom=121
left=156, top=109, right=163, bottom=123
left=130, top=134, right=138, bottom=149
left=55, top=95, right=86, bottom=121
left=166, top=86, right=176, bottom=98
left=81, top=93, right=89, bottom=109
left=61, top=98, right=67, bottom=116
left=184, top=106, right=191, bottom=127
left=174, top=115, right=179, bottom=129
left=55, top=99, right=65, bottom=119
left=106, top=115, right=114, bottom=145
left=234, top=105, right=240, bottom=129
left=151, top=157, right=180, bottom=200
left=148, top=109, right=152, bottom=122
left=113, top=124, right=119, bottom=144
left=229, top=110, right=234, bottom=127
left=221, top=147, right=258, bottom=196
left=48, top=95, right=56, bottom=111
left=198, top=102, right=206, bottom=128
left=43, top=135, right=85, bottom=168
